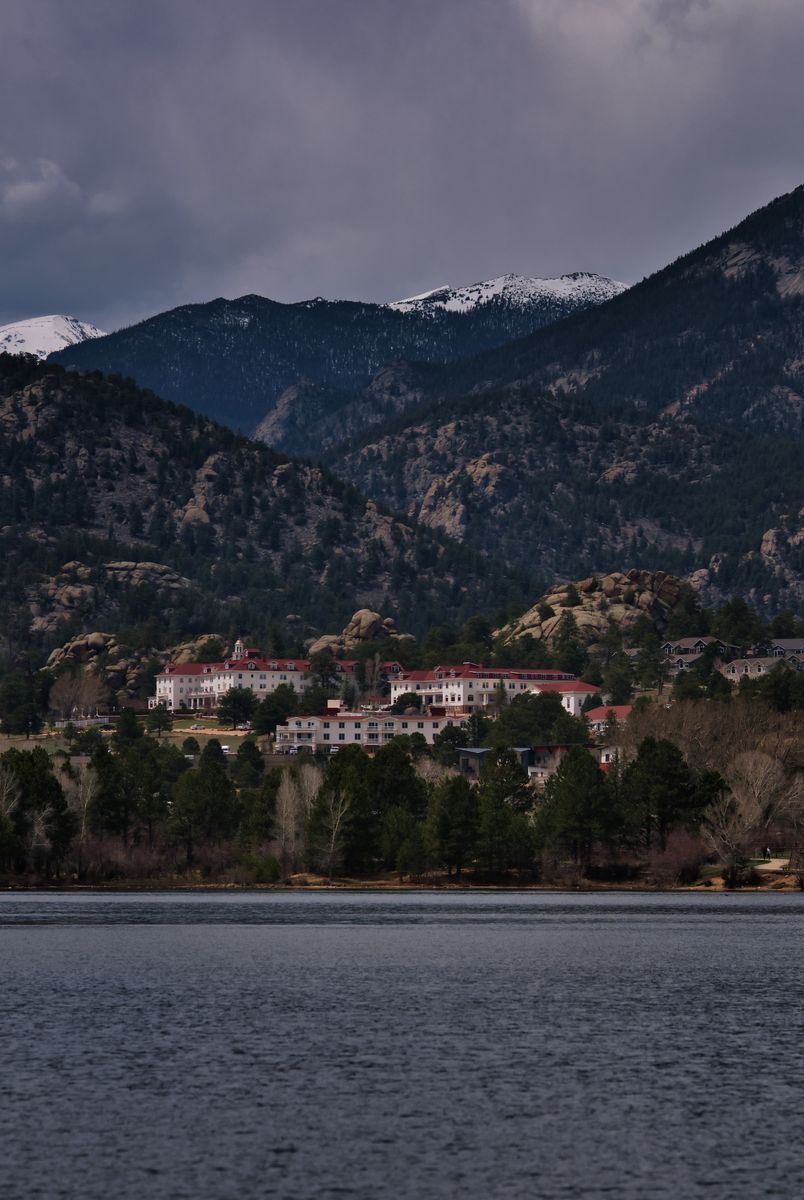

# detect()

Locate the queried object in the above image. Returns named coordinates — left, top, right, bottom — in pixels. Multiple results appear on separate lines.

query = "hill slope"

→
left=48, top=274, right=623, bottom=436
left=323, top=186, right=804, bottom=610
left=0, top=354, right=526, bottom=662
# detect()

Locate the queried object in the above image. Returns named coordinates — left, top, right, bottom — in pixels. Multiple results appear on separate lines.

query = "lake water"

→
left=3, top=891, right=804, bottom=1199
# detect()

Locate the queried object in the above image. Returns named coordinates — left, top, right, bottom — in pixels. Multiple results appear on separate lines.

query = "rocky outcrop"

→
left=498, top=570, right=689, bottom=647
left=689, top=511, right=804, bottom=608
left=45, top=631, right=225, bottom=708
left=307, top=608, right=415, bottom=658
left=28, top=560, right=195, bottom=636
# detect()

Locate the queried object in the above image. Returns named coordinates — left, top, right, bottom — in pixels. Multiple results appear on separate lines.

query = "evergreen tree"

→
left=536, top=747, right=612, bottom=871
left=427, top=775, right=478, bottom=877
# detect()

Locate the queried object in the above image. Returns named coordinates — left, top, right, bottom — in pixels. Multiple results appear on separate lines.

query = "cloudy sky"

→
left=2, top=0, right=804, bottom=329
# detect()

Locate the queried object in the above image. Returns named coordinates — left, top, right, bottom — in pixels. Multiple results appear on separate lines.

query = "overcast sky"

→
left=2, top=0, right=804, bottom=329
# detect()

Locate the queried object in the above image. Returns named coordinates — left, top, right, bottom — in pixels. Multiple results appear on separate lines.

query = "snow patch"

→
left=389, top=272, right=626, bottom=315
left=0, top=314, right=106, bottom=359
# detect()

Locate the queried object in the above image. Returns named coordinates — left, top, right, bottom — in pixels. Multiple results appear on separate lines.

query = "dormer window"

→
left=247, top=662, right=256, bottom=670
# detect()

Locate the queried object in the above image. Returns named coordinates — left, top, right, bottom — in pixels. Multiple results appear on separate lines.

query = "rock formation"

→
left=45, top=632, right=225, bottom=709
left=29, top=560, right=195, bottom=636
left=307, top=608, right=415, bottom=658
left=497, top=570, right=689, bottom=647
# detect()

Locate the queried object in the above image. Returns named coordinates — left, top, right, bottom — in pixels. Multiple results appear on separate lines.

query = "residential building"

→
left=661, top=637, right=735, bottom=657
left=769, top=639, right=804, bottom=659
left=719, top=657, right=799, bottom=682
left=584, top=704, right=633, bottom=735
left=457, top=743, right=613, bottom=788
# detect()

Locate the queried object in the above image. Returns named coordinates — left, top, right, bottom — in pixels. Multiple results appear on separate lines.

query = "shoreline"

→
left=2, top=877, right=801, bottom=894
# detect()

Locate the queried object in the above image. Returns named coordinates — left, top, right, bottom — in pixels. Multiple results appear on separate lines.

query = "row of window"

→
left=291, top=720, right=438, bottom=730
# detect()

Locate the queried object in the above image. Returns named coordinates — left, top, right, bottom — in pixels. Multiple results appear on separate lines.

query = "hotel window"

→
left=339, top=734, right=345, bottom=741
left=417, top=722, right=424, bottom=729
left=323, top=734, right=330, bottom=742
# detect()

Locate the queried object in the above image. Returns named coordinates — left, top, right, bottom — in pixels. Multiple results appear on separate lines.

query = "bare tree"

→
left=309, top=786, right=351, bottom=880
left=415, top=757, right=456, bottom=788
left=49, top=671, right=83, bottom=721
left=49, top=668, right=108, bottom=721
left=296, top=762, right=324, bottom=820
left=702, top=751, right=794, bottom=885
left=363, top=653, right=384, bottom=701
left=62, top=763, right=99, bottom=879
left=0, top=763, right=20, bottom=822
left=275, top=763, right=323, bottom=875
left=76, top=672, right=108, bottom=718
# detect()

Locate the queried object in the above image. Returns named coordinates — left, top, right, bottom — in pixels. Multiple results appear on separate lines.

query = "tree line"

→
left=1, top=694, right=800, bottom=889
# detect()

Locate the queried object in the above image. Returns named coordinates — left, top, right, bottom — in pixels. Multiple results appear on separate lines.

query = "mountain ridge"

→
left=47, top=271, right=622, bottom=434
left=0, top=354, right=528, bottom=664
left=319, top=185, right=804, bottom=611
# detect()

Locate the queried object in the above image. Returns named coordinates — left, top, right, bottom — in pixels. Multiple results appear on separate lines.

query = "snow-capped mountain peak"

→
left=389, top=271, right=626, bottom=314
left=0, top=314, right=106, bottom=359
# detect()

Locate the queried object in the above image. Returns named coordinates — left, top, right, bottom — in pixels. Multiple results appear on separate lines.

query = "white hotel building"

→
left=150, top=639, right=401, bottom=712
left=388, top=664, right=598, bottom=717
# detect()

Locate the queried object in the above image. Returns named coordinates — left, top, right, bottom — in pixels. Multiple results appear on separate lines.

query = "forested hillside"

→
left=0, top=355, right=526, bottom=666
left=323, top=186, right=804, bottom=610
left=47, top=276, right=622, bottom=435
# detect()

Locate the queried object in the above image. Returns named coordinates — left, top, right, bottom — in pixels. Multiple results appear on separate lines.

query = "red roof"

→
left=288, top=713, right=458, bottom=723
left=159, top=657, right=310, bottom=677
left=585, top=705, right=633, bottom=723
left=396, top=665, right=575, bottom=682
left=529, top=680, right=599, bottom=694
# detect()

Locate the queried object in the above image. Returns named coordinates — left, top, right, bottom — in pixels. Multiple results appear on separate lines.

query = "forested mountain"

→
left=0, top=355, right=527, bottom=666
left=47, top=274, right=623, bottom=435
left=321, top=186, right=804, bottom=610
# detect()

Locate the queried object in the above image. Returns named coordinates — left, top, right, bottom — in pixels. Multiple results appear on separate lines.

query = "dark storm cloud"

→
left=2, top=0, right=804, bottom=328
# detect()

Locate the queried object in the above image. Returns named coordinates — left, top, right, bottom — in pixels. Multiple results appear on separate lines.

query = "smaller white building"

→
left=275, top=711, right=468, bottom=752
